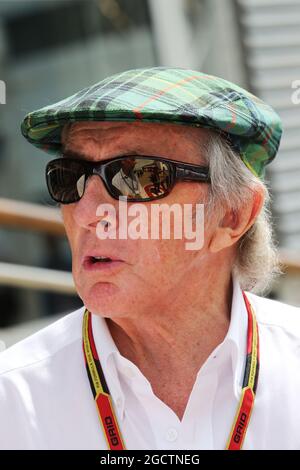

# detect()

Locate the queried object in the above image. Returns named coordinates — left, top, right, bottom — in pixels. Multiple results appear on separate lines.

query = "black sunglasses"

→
left=46, top=155, right=210, bottom=204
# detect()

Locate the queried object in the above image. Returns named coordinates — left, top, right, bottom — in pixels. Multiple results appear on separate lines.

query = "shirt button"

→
left=124, top=367, right=135, bottom=378
left=165, top=428, right=178, bottom=442
left=116, top=397, right=122, bottom=408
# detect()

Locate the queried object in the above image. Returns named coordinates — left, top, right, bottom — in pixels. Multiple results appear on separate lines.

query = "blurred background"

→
left=0, top=0, right=299, bottom=348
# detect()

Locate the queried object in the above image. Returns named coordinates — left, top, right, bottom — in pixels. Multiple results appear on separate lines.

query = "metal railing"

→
left=0, top=262, right=75, bottom=294
left=0, top=198, right=299, bottom=294
left=0, top=197, right=65, bottom=236
left=0, top=197, right=74, bottom=293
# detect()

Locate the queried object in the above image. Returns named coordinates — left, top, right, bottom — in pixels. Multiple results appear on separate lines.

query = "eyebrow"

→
left=62, top=148, right=92, bottom=160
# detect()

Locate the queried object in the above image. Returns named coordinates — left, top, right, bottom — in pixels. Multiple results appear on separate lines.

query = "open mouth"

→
left=83, top=255, right=125, bottom=272
left=91, top=256, right=113, bottom=263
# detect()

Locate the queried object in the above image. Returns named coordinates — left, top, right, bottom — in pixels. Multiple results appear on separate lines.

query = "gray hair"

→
left=201, top=130, right=282, bottom=295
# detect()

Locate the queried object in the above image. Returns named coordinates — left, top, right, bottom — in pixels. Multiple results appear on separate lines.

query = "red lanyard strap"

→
left=82, top=311, right=126, bottom=450
left=82, top=291, right=259, bottom=450
left=226, top=292, right=260, bottom=450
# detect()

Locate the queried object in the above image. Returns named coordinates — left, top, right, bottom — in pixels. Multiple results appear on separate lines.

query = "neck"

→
left=106, top=272, right=233, bottom=381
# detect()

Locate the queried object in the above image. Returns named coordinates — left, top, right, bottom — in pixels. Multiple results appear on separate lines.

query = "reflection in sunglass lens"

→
left=108, top=158, right=172, bottom=200
left=46, top=160, right=86, bottom=203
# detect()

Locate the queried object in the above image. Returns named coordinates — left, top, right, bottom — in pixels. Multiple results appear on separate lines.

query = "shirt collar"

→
left=229, top=274, right=249, bottom=392
left=227, top=273, right=248, bottom=352
left=208, top=273, right=248, bottom=396
left=89, top=273, right=249, bottom=420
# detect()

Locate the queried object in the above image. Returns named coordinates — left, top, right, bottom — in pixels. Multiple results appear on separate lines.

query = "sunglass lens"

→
left=46, top=160, right=86, bottom=203
left=108, top=158, right=172, bottom=200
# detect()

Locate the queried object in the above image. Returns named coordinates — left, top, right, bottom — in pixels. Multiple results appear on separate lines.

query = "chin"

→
left=79, top=282, right=127, bottom=317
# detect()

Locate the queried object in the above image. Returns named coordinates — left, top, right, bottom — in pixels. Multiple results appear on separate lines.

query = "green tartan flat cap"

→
left=20, top=66, right=282, bottom=178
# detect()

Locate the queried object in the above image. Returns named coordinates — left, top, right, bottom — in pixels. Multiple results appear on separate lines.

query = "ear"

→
left=208, top=186, right=265, bottom=253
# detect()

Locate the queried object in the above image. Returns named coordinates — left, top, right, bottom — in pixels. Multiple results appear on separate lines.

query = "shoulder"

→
left=0, top=306, right=90, bottom=449
left=245, top=293, right=300, bottom=438
left=0, top=306, right=85, bottom=377
left=245, top=291, right=300, bottom=339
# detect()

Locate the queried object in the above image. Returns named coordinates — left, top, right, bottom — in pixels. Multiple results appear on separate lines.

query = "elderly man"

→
left=0, top=67, right=299, bottom=450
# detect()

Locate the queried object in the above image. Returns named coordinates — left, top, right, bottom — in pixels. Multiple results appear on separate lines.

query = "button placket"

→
left=165, top=427, right=178, bottom=442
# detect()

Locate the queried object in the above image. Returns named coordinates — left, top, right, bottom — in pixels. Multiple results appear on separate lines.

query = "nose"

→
left=72, top=174, right=117, bottom=232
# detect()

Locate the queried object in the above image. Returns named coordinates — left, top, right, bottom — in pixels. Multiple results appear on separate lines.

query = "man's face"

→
left=61, top=121, right=226, bottom=319
left=121, top=158, right=135, bottom=174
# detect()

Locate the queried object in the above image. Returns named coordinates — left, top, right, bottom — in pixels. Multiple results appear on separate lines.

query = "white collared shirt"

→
left=111, top=169, right=147, bottom=198
left=0, top=276, right=300, bottom=450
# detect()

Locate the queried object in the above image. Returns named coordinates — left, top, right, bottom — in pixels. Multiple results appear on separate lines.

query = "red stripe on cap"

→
left=133, top=75, right=199, bottom=119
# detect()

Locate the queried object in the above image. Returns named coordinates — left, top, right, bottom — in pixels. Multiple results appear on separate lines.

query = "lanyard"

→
left=121, top=170, right=139, bottom=194
left=82, top=291, right=259, bottom=450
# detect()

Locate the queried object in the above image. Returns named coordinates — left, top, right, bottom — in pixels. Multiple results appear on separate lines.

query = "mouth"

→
left=83, top=255, right=125, bottom=273
left=91, top=256, right=114, bottom=263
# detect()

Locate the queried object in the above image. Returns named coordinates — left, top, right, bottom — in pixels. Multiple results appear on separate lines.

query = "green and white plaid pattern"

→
left=20, top=67, right=282, bottom=178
